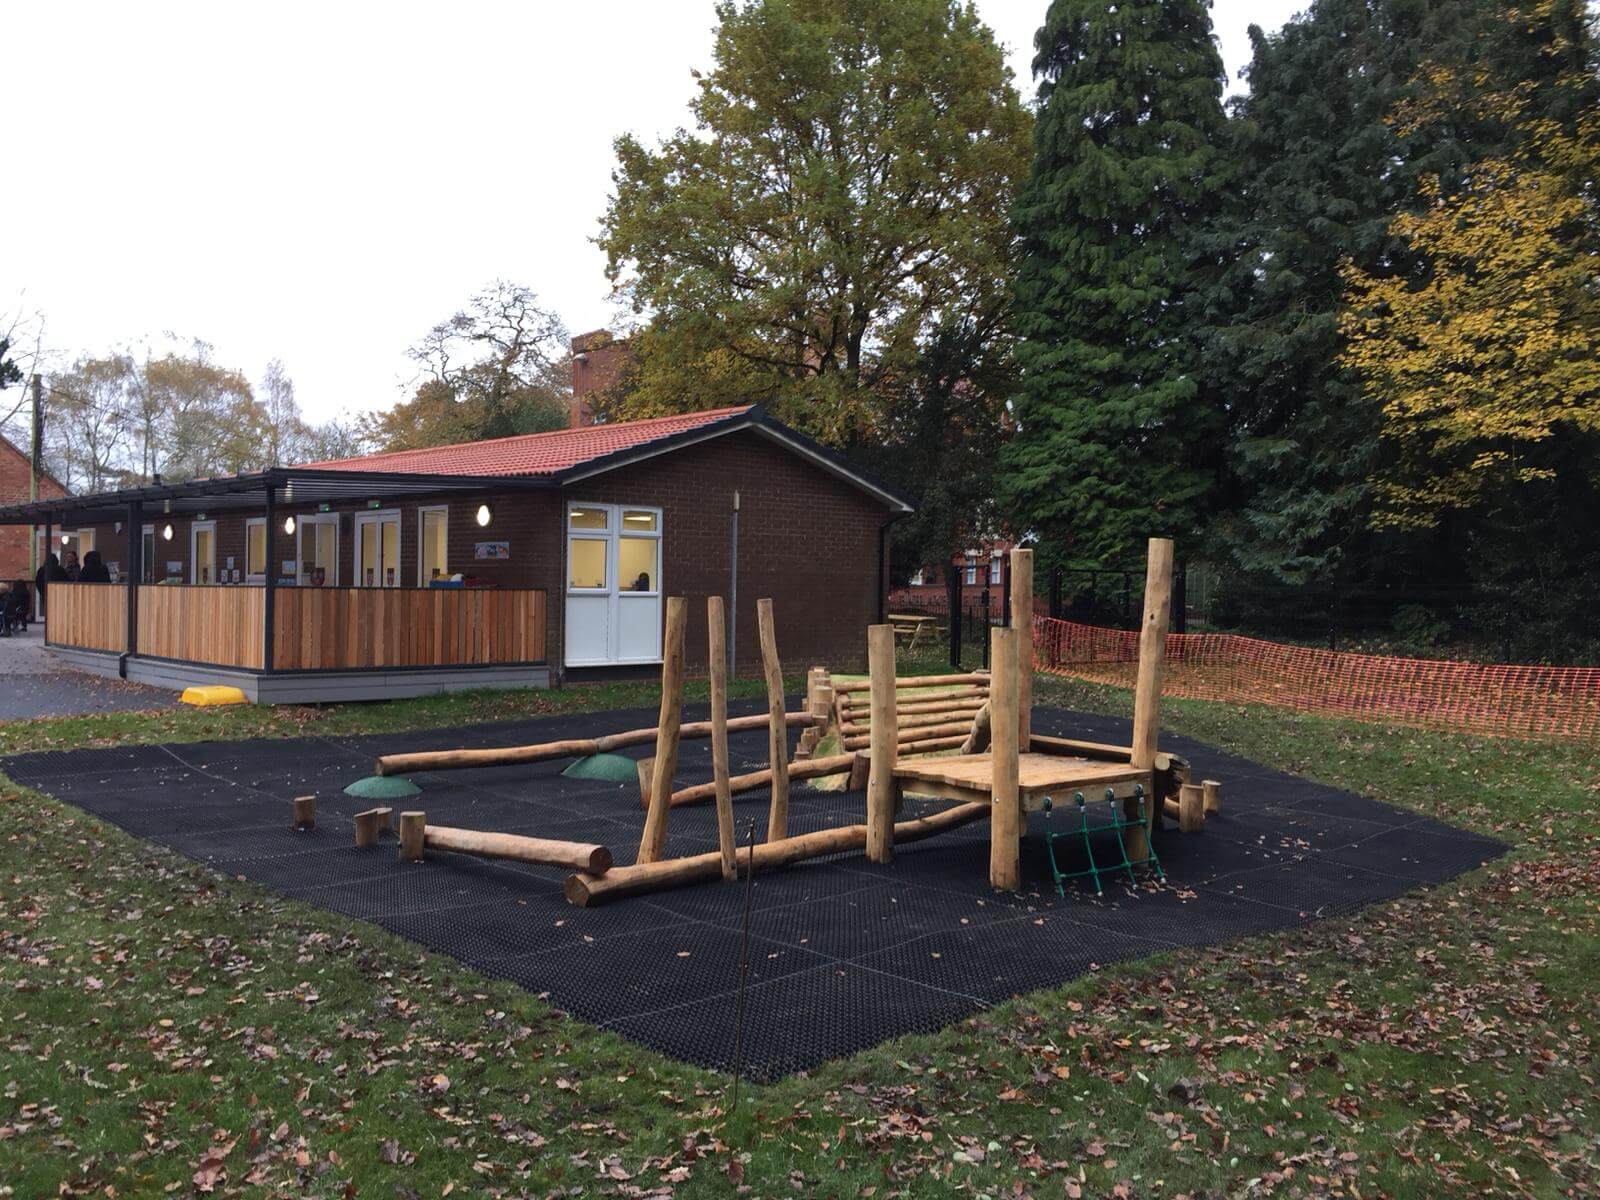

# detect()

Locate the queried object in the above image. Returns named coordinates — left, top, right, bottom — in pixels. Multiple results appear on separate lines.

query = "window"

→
left=989, top=556, right=1002, bottom=585
left=568, top=540, right=608, bottom=590
left=569, top=506, right=608, bottom=531
left=620, top=509, right=657, bottom=533
left=964, top=556, right=977, bottom=586
left=191, top=521, right=217, bottom=585
left=418, top=506, right=449, bottom=585
left=245, top=519, right=267, bottom=582
left=908, top=568, right=924, bottom=586
left=619, top=535, right=659, bottom=593
left=355, top=511, right=400, bottom=587
left=141, top=526, right=156, bottom=583
left=296, top=515, right=339, bottom=586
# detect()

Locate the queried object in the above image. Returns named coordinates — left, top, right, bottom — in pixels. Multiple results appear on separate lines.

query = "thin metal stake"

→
left=729, top=817, right=758, bottom=1113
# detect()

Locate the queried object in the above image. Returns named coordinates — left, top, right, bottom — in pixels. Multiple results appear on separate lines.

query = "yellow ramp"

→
left=181, top=685, right=247, bottom=707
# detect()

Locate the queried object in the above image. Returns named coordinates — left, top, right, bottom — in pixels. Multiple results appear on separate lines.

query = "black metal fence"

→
left=888, top=561, right=1191, bottom=670
left=891, top=557, right=1590, bottom=667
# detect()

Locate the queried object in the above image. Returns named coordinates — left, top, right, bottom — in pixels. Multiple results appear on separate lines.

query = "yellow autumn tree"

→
left=1340, top=4, right=1600, bottom=531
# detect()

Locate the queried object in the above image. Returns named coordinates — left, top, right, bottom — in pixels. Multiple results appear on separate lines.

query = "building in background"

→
left=1, top=405, right=911, bottom=700
left=0, top=432, right=67, bottom=584
left=895, top=539, right=1018, bottom=617
left=568, top=330, right=632, bottom=428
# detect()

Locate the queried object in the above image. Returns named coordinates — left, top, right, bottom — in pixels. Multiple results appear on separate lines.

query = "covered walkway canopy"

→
left=0, top=468, right=555, bottom=703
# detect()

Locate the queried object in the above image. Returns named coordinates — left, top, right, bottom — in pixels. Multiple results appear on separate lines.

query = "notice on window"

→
left=475, top=541, right=510, bottom=560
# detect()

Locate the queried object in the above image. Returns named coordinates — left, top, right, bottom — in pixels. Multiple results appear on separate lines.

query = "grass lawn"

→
left=0, top=665, right=1596, bottom=1198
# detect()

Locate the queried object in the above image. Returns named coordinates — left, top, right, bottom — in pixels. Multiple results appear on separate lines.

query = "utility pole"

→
left=28, top=373, right=42, bottom=575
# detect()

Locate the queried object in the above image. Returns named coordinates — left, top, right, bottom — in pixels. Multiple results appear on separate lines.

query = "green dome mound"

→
left=561, top=753, right=642, bottom=783
left=343, top=775, right=422, bottom=800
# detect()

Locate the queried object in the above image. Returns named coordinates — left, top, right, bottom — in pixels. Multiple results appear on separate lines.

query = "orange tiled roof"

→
left=297, top=406, right=754, bottom=477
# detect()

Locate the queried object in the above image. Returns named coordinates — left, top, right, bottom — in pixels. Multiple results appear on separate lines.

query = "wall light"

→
left=162, top=523, right=173, bottom=541
left=60, top=534, right=70, bottom=546
left=283, top=516, right=296, bottom=536
left=476, top=503, right=492, bottom=528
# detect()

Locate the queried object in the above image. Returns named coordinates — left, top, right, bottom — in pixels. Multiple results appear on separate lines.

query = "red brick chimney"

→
left=570, top=330, right=630, bottom=427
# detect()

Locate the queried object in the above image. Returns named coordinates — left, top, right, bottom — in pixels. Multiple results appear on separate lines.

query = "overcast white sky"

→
left=3, top=0, right=1305, bottom=426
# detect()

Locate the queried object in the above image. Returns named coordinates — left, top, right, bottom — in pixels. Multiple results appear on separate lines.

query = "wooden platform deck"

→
left=893, top=752, right=1151, bottom=808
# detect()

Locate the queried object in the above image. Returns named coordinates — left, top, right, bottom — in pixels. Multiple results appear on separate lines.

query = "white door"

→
left=354, top=511, right=401, bottom=587
left=296, top=515, right=339, bottom=586
left=564, top=503, right=663, bottom=667
left=191, top=521, right=216, bottom=585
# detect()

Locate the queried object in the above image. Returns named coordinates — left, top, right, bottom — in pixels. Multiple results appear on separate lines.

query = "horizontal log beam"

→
left=375, top=711, right=815, bottom=776
left=895, top=734, right=968, bottom=755
left=833, top=672, right=989, bottom=695
left=565, top=801, right=989, bottom=906
left=837, top=685, right=988, bottom=712
left=660, top=753, right=857, bottom=809
left=424, top=824, right=612, bottom=874
left=842, top=719, right=973, bottom=751
left=840, top=705, right=985, bottom=736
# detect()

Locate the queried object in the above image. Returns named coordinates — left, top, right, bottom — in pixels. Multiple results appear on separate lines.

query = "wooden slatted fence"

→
left=44, top=583, right=128, bottom=654
left=272, top=587, right=547, bottom=671
left=137, top=586, right=266, bottom=669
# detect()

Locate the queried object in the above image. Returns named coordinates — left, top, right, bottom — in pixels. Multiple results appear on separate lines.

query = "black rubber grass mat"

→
left=0, top=702, right=1507, bottom=1079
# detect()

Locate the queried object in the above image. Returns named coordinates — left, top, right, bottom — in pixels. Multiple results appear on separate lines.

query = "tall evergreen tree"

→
left=1002, top=0, right=1227, bottom=565
left=1193, top=0, right=1486, bottom=587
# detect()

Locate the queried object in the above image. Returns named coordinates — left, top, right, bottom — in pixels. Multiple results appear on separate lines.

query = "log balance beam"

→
left=643, top=752, right=859, bottom=810
left=565, top=800, right=989, bottom=906
left=391, top=812, right=613, bottom=874
left=372, top=710, right=817, bottom=777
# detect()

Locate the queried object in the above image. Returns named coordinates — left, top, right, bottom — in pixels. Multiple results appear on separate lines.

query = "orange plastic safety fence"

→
left=1034, top=617, right=1600, bottom=742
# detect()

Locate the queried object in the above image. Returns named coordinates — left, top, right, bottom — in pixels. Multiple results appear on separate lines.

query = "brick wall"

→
left=563, top=428, right=888, bottom=675
left=0, top=434, right=67, bottom=584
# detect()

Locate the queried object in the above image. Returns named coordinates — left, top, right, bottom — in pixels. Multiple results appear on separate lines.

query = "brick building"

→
left=0, top=431, right=67, bottom=585
left=0, top=406, right=911, bottom=700
left=568, top=330, right=631, bottom=428
left=894, top=539, right=1019, bottom=617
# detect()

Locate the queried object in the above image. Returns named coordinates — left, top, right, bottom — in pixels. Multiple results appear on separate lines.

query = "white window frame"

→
left=140, top=524, right=156, bottom=584
left=190, top=520, right=217, bottom=585
left=354, top=508, right=402, bottom=588
left=964, top=557, right=977, bottom=586
left=565, top=501, right=665, bottom=666
left=417, top=504, right=450, bottom=587
left=989, top=556, right=1002, bottom=585
left=616, top=507, right=663, bottom=599
left=245, top=518, right=267, bottom=583
left=565, top=503, right=613, bottom=595
left=295, top=514, right=340, bottom=587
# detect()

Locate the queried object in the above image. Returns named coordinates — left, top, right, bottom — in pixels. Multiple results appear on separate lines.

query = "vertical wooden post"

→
left=707, top=596, right=738, bottom=880
left=865, top=623, right=898, bottom=863
left=1009, top=547, right=1033, bottom=751
left=398, top=811, right=425, bottom=862
left=1178, top=782, right=1205, bottom=833
left=354, top=808, right=386, bottom=848
left=291, top=795, right=316, bottom=831
left=988, top=625, right=1021, bottom=891
left=638, top=596, right=688, bottom=864
left=1127, top=537, right=1175, bottom=858
left=1202, top=779, right=1222, bottom=816
left=757, top=598, right=790, bottom=842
